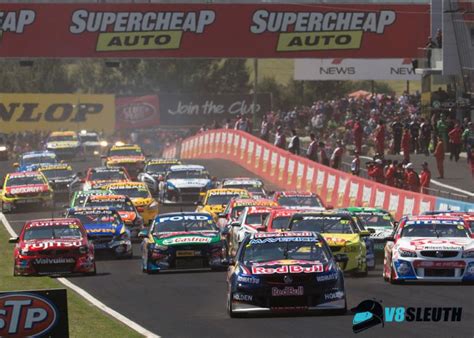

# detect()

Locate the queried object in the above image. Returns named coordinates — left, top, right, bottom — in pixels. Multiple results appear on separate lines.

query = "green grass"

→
left=0, top=223, right=143, bottom=338
left=249, top=59, right=421, bottom=96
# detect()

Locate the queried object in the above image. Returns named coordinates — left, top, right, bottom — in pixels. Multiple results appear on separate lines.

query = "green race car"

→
left=69, top=189, right=112, bottom=208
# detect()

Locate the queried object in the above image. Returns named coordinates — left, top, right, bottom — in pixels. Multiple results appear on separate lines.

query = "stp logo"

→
left=0, top=294, right=57, bottom=337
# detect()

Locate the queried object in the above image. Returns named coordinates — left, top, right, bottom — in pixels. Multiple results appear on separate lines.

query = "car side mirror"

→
left=9, top=236, right=19, bottom=243
left=334, top=253, right=349, bottom=264
left=138, top=229, right=148, bottom=238
left=367, top=228, right=376, bottom=234
left=359, top=230, right=371, bottom=237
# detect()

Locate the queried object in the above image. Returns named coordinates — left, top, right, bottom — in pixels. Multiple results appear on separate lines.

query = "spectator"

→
left=330, top=141, right=344, bottom=169
left=394, top=162, right=406, bottom=189
left=224, top=118, right=232, bottom=129
left=368, top=159, right=385, bottom=183
left=434, top=138, right=445, bottom=178
left=288, top=129, right=300, bottom=155
left=404, top=163, right=420, bottom=192
left=274, top=126, right=286, bottom=150
left=391, top=117, right=403, bottom=154
left=374, top=120, right=386, bottom=155
left=435, top=28, right=442, bottom=48
left=260, top=115, right=270, bottom=141
left=462, top=122, right=474, bottom=164
left=419, top=118, right=432, bottom=155
left=385, top=160, right=398, bottom=187
left=401, top=127, right=411, bottom=162
left=448, top=122, right=463, bottom=162
left=306, top=133, right=319, bottom=162
left=425, top=36, right=437, bottom=68
left=419, top=161, right=431, bottom=194
left=353, top=118, right=363, bottom=154
left=437, top=114, right=448, bottom=147
left=351, top=151, right=360, bottom=176
left=235, top=115, right=250, bottom=132
left=409, top=118, right=420, bottom=154
left=319, top=141, right=330, bottom=166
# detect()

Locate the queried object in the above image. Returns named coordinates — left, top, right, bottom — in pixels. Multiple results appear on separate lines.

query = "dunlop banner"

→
left=0, top=4, right=429, bottom=58
left=0, top=93, right=115, bottom=133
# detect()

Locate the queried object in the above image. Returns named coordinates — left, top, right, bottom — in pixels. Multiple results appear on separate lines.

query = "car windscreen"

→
left=290, top=216, right=356, bottom=234
left=277, top=196, right=323, bottom=208
left=6, top=176, right=45, bottom=186
left=271, top=216, right=291, bottom=230
left=245, top=213, right=270, bottom=226
left=358, top=214, right=393, bottom=228
left=109, top=188, right=149, bottom=198
left=41, top=169, right=74, bottom=180
left=22, top=156, right=56, bottom=165
left=167, top=170, right=207, bottom=179
left=242, top=237, right=329, bottom=264
left=90, top=171, right=127, bottom=181
left=224, top=184, right=262, bottom=193
left=207, top=194, right=240, bottom=206
left=24, top=225, right=82, bottom=240
left=48, top=135, right=77, bottom=142
left=80, top=135, right=99, bottom=142
left=85, top=200, right=135, bottom=211
left=109, top=148, right=143, bottom=156
left=146, top=163, right=175, bottom=174
left=401, top=222, right=470, bottom=238
left=69, top=212, right=121, bottom=226
left=154, top=217, right=217, bottom=233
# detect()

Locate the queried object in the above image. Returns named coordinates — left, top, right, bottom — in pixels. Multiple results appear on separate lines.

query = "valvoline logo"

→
left=0, top=293, right=58, bottom=337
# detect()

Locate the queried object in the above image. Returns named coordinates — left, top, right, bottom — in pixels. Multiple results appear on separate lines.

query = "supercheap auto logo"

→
left=351, top=299, right=463, bottom=334
left=69, top=10, right=216, bottom=52
left=0, top=10, right=36, bottom=44
left=250, top=10, right=396, bottom=52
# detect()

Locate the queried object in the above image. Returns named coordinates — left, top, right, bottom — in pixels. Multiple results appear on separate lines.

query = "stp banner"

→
left=115, top=95, right=160, bottom=130
left=159, top=93, right=272, bottom=126
left=0, top=4, right=429, bottom=58
left=0, top=93, right=115, bottom=134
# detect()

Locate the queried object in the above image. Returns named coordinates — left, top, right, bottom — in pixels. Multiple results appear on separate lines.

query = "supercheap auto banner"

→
left=0, top=3, right=429, bottom=58
left=162, top=129, right=474, bottom=220
left=0, top=93, right=115, bottom=133
left=115, top=95, right=160, bottom=130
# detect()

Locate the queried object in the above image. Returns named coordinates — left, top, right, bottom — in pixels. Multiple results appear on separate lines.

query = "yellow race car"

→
left=196, top=188, right=250, bottom=219
left=288, top=211, right=369, bottom=276
left=45, top=131, right=82, bottom=159
left=102, top=182, right=159, bottom=225
left=104, top=144, right=146, bottom=179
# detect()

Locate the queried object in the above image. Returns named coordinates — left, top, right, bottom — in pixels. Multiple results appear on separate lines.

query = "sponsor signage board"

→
left=115, top=95, right=160, bottom=130
left=294, top=58, right=421, bottom=80
left=0, top=4, right=429, bottom=58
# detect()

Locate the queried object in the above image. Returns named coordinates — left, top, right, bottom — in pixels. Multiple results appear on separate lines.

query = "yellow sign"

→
left=277, top=31, right=362, bottom=52
left=96, top=31, right=182, bottom=52
left=0, top=93, right=115, bottom=134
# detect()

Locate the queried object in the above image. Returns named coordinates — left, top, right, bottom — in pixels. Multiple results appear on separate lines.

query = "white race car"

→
left=383, top=215, right=474, bottom=283
left=163, top=165, right=212, bottom=204
left=220, top=177, right=267, bottom=198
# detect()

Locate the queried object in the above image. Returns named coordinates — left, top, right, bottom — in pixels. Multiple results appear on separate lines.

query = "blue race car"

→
left=226, top=231, right=347, bottom=317
left=66, top=206, right=132, bottom=258
left=15, top=151, right=58, bottom=172
left=140, top=212, right=228, bottom=273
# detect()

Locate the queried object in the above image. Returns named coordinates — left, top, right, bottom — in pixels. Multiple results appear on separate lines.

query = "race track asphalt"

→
left=1, top=157, right=473, bottom=338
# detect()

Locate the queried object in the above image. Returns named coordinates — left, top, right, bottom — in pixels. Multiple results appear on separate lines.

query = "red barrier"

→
left=165, top=129, right=437, bottom=219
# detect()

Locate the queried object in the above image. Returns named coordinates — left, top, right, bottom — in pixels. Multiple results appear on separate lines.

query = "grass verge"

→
left=0, top=222, right=143, bottom=338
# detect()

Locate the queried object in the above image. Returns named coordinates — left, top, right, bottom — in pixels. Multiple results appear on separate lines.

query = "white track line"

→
left=0, top=212, right=160, bottom=338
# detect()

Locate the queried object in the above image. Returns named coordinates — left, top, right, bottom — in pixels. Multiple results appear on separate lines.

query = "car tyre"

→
left=389, top=265, right=402, bottom=284
left=227, top=291, right=243, bottom=318
left=85, top=263, right=97, bottom=276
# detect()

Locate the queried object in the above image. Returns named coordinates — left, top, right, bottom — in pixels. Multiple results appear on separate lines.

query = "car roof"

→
left=207, top=188, right=248, bottom=195
left=22, top=151, right=56, bottom=158
left=147, top=159, right=181, bottom=164
left=8, top=171, right=42, bottom=177
left=39, top=164, right=72, bottom=171
left=249, top=231, right=319, bottom=239
left=50, top=131, right=77, bottom=136
left=25, top=218, right=82, bottom=227
left=275, top=191, right=315, bottom=196
left=156, top=212, right=213, bottom=218
left=169, top=165, right=205, bottom=171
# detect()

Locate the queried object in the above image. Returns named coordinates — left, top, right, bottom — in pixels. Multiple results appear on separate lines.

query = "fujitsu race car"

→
left=83, top=194, right=144, bottom=237
left=263, top=208, right=303, bottom=232
left=83, top=167, right=131, bottom=191
left=218, top=198, right=279, bottom=227
left=9, top=218, right=96, bottom=276
left=196, top=188, right=251, bottom=218
left=78, top=130, right=108, bottom=156
left=138, top=159, right=182, bottom=194
left=1, top=171, right=53, bottom=213
left=273, top=191, right=326, bottom=211
left=383, top=215, right=474, bottom=283
left=104, top=144, right=146, bottom=179
left=227, top=206, right=274, bottom=256
left=39, top=164, right=80, bottom=198
left=15, top=151, right=58, bottom=172
left=219, top=178, right=267, bottom=198
left=45, top=131, right=83, bottom=160
left=226, top=231, right=347, bottom=317
left=66, top=207, right=132, bottom=258
left=140, top=212, right=228, bottom=273
left=163, top=165, right=212, bottom=203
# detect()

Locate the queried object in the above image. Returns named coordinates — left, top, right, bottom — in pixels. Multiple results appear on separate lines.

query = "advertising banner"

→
left=115, top=95, right=160, bottom=130
left=0, top=4, right=429, bottom=58
left=0, top=93, right=115, bottom=133
left=159, top=93, right=272, bottom=126
left=294, top=58, right=421, bottom=81
left=0, top=289, right=69, bottom=337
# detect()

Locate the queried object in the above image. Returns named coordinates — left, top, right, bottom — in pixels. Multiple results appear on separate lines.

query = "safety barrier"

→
left=162, top=129, right=474, bottom=219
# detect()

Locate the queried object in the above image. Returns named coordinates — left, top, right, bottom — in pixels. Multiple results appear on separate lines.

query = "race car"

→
left=339, top=207, right=396, bottom=253
left=83, top=167, right=131, bottom=191
left=104, top=144, right=146, bottom=179
left=9, top=218, right=96, bottom=276
left=219, top=178, right=267, bottom=198
left=45, top=131, right=83, bottom=160
left=0, top=133, right=9, bottom=160
left=163, top=165, right=212, bottom=203
left=83, top=194, right=144, bottom=237
left=1, top=171, right=53, bottom=213
left=427, top=212, right=474, bottom=232
left=66, top=207, right=132, bottom=258
left=262, top=208, right=303, bottom=232
left=227, top=206, right=274, bottom=256
left=102, top=182, right=159, bottom=225
left=69, top=189, right=112, bottom=208
left=140, top=212, right=228, bottom=273
left=14, top=151, right=58, bottom=172
left=288, top=212, right=369, bottom=276
left=273, top=191, right=326, bottom=211
left=218, top=198, right=279, bottom=228
left=383, top=215, right=474, bottom=284
left=196, top=188, right=250, bottom=218
left=78, top=130, right=108, bottom=156
left=226, top=231, right=347, bottom=317
left=39, top=164, right=80, bottom=199
left=138, top=159, right=182, bottom=194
